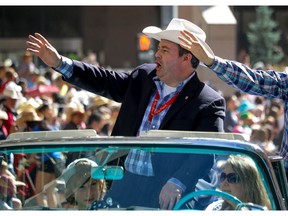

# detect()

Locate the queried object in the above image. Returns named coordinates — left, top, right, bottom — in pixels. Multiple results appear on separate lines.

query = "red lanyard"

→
left=148, top=91, right=179, bottom=122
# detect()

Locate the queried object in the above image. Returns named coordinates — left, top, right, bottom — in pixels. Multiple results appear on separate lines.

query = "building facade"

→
left=0, top=6, right=287, bottom=95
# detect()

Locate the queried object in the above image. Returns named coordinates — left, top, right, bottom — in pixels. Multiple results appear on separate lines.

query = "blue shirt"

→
left=210, top=56, right=288, bottom=160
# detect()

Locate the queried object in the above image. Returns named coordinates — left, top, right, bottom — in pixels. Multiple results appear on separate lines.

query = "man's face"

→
left=154, top=40, right=187, bottom=87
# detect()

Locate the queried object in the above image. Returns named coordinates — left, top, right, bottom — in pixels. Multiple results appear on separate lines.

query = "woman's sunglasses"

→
left=220, top=172, right=240, bottom=184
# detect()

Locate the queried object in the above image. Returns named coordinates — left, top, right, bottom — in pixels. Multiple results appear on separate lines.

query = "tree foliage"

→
left=247, top=6, right=284, bottom=66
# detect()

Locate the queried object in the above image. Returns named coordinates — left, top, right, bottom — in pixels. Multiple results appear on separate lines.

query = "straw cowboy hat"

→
left=15, top=109, right=44, bottom=128
left=88, top=95, right=111, bottom=110
left=17, top=98, right=42, bottom=115
left=142, top=18, right=214, bottom=59
left=65, top=101, right=85, bottom=122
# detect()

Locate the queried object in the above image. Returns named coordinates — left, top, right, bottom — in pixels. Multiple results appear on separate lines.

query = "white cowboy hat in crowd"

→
left=142, top=18, right=214, bottom=60
left=1, top=81, right=22, bottom=100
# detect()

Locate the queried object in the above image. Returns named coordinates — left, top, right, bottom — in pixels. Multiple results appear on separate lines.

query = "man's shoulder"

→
left=133, top=63, right=156, bottom=73
left=201, top=82, right=223, bottom=99
left=129, top=63, right=157, bottom=80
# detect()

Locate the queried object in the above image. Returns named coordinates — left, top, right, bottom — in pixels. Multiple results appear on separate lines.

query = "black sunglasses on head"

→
left=220, top=172, right=240, bottom=184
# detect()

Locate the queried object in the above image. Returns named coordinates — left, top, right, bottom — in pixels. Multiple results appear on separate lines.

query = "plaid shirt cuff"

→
left=209, top=56, right=223, bottom=71
left=55, top=56, right=73, bottom=79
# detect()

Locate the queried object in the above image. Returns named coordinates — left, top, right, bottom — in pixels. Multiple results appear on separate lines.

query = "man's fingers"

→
left=26, top=41, right=40, bottom=50
left=35, top=32, right=53, bottom=47
left=178, top=36, right=191, bottom=45
left=168, top=199, right=175, bottom=210
left=28, top=34, right=43, bottom=46
left=179, top=44, right=190, bottom=50
left=160, top=194, right=181, bottom=210
left=159, top=195, right=167, bottom=209
left=178, top=35, right=193, bottom=51
left=26, top=48, right=39, bottom=56
left=183, top=30, right=198, bottom=41
left=179, top=42, right=191, bottom=51
left=180, top=30, right=199, bottom=44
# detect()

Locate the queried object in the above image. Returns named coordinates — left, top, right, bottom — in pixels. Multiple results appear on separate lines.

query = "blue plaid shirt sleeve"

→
left=55, top=56, right=73, bottom=79
left=210, top=56, right=288, bottom=100
left=210, top=56, right=288, bottom=160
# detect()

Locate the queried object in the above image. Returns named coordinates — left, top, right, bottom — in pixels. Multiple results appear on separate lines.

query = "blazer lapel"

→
left=133, top=70, right=156, bottom=130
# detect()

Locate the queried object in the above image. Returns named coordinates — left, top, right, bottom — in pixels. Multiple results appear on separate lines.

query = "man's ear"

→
left=184, top=53, right=192, bottom=62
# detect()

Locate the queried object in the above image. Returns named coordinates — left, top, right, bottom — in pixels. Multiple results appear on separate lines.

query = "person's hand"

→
left=159, top=182, right=182, bottom=210
left=178, top=30, right=215, bottom=67
left=26, top=33, right=62, bottom=68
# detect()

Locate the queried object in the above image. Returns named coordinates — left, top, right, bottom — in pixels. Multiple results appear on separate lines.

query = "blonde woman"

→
left=63, top=158, right=106, bottom=210
left=206, top=154, right=271, bottom=210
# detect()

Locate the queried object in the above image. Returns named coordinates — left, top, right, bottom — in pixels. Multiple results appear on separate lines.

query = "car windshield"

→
left=0, top=130, right=281, bottom=210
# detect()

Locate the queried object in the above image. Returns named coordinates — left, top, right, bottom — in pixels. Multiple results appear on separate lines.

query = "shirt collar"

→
left=153, top=72, right=195, bottom=97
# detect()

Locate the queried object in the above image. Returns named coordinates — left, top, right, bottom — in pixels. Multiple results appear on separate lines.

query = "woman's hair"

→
left=222, top=154, right=272, bottom=209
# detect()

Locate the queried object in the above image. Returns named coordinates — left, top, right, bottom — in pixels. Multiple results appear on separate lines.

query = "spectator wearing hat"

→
left=37, top=99, right=61, bottom=131
left=62, top=101, right=86, bottom=130
left=62, top=158, right=107, bottom=210
left=0, top=81, right=23, bottom=136
left=15, top=108, right=44, bottom=132
left=17, top=97, right=41, bottom=113
left=27, top=18, right=225, bottom=209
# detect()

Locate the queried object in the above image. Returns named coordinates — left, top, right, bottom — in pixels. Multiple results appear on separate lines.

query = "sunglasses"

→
left=220, top=172, right=240, bottom=184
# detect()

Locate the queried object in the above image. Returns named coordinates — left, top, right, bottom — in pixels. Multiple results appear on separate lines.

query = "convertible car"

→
left=0, top=129, right=287, bottom=211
